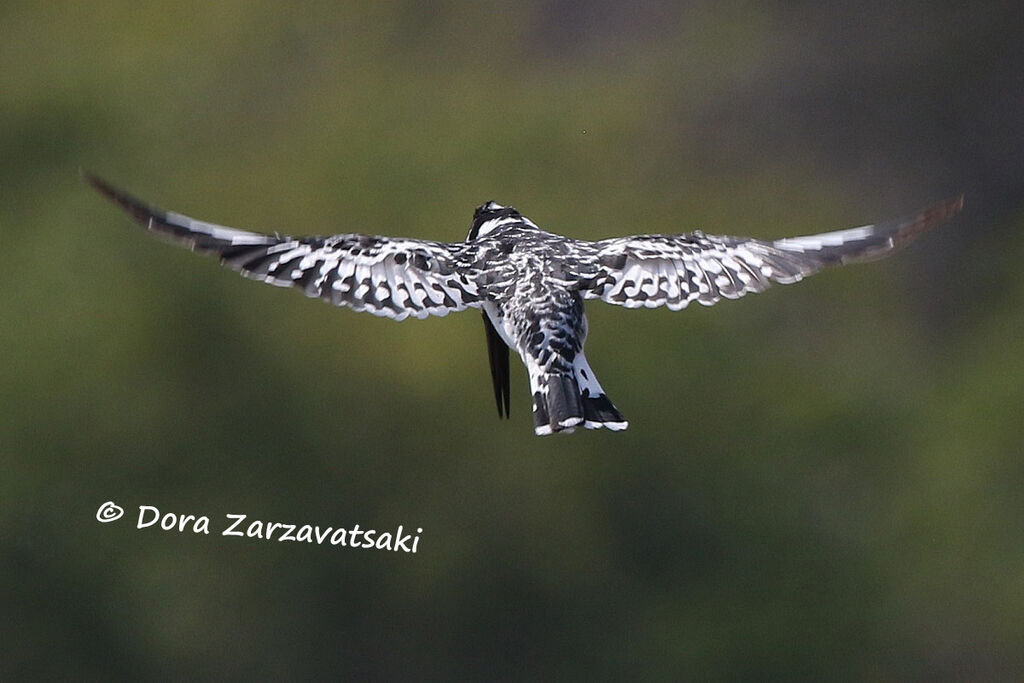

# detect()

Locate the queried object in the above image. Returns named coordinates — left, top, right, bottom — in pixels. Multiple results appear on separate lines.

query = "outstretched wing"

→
left=578, top=198, right=963, bottom=310
left=88, top=175, right=481, bottom=320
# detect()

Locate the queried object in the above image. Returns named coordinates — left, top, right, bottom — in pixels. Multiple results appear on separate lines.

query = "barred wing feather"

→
left=88, top=175, right=481, bottom=320
left=580, top=198, right=963, bottom=310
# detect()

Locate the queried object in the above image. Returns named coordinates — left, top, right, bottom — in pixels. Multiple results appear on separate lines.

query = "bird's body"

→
left=88, top=175, right=962, bottom=435
left=466, top=206, right=627, bottom=433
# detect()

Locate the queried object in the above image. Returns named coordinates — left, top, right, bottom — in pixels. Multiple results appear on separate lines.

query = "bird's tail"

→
left=529, top=354, right=628, bottom=436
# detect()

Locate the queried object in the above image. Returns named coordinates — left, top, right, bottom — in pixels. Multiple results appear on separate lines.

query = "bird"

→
left=87, top=173, right=962, bottom=436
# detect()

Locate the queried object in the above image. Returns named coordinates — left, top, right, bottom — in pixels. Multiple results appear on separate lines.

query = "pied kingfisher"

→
left=88, top=174, right=962, bottom=435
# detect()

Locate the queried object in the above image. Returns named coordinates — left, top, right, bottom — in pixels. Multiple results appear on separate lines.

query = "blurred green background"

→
left=3, top=1, right=1023, bottom=679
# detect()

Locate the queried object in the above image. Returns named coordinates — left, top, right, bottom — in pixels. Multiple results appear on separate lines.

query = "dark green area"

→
left=3, top=2, right=1023, bottom=679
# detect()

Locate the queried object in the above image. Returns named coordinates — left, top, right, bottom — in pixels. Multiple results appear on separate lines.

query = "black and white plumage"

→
left=88, top=174, right=962, bottom=435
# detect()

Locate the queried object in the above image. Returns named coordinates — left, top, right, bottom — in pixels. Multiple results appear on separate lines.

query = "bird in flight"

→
left=88, top=174, right=962, bottom=435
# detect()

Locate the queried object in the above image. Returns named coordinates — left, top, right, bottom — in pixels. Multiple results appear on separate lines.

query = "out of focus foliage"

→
left=3, top=1, right=1022, bottom=679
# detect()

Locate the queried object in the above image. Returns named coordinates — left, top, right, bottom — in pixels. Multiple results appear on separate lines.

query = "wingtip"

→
left=919, top=193, right=965, bottom=230
left=81, top=169, right=114, bottom=198
left=84, top=172, right=168, bottom=227
left=879, top=195, right=965, bottom=255
left=83, top=170, right=126, bottom=204
left=938, top=194, right=965, bottom=218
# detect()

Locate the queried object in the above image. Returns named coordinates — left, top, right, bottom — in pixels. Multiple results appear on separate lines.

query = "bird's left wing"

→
left=576, top=198, right=963, bottom=310
left=88, top=175, right=481, bottom=320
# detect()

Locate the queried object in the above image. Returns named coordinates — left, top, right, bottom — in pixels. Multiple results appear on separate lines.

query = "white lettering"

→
left=412, top=528, right=422, bottom=553
left=135, top=506, right=209, bottom=534
left=223, top=513, right=246, bottom=536
left=137, top=505, right=160, bottom=529
left=123, top=504, right=420, bottom=553
left=393, top=525, right=411, bottom=552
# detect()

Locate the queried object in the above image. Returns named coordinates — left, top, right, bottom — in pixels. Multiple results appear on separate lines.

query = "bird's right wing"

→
left=89, top=175, right=482, bottom=320
left=577, top=198, right=963, bottom=310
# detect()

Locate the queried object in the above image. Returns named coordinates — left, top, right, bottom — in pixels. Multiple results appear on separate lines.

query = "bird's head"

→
left=468, top=201, right=522, bottom=240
